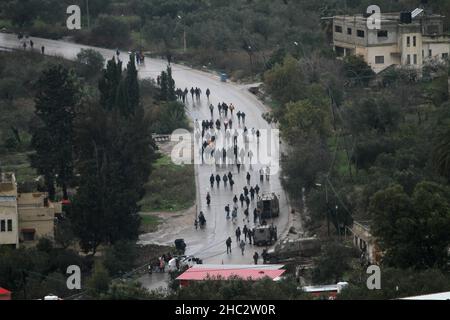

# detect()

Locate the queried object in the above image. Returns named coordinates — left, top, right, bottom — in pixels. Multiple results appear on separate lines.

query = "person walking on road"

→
left=229, top=103, right=235, bottom=116
left=41, top=46, right=45, bottom=54
left=223, top=174, right=228, bottom=187
left=225, top=204, right=230, bottom=219
left=206, top=192, right=211, bottom=206
left=206, top=88, right=211, bottom=100
left=243, top=225, right=248, bottom=241
left=226, top=237, right=232, bottom=254
left=233, top=195, right=238, bottom=206
left=241, top=112, right=246, bottom=124
left=237, top=111, right=242, bottom=124
left=215, top=174, right=221, bottom=188
left=245, top=196, right=250, bottom=209
left=253, top=208, right=259, bottom=224
left=235, top=227, right=241, bottom=242
left=246, top=172, right=251, bottom=185
left=229, top=178, right=234, bottom=189
left=248, top=229, right=253, bottom=244
left=239, top=193, right=245, bottom=207
left=250, top=187, right=255, bottom=200
left=243, top=186, right=249, bottom=197
left=259, top=168, right=264, bottom=182
left=265, top=166, right=270, bottom=181
left=255, top=184, right=260, bottom=196
left=237, top=163, right=241, bottom=174
left=240, top=240, right=246, bottom=255
left=210, top=174, right=215, bottom=188
left=209, top=104, right=214, bottom=118
left=253, top=252, right=259, bottom=264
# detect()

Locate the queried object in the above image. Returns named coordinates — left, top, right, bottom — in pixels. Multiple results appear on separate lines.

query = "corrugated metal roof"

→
left=176, top=266, right=285, bottom=281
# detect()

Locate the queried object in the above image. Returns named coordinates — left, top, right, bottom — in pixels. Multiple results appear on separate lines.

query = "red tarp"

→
left=176, top=267, right=285, bottom=281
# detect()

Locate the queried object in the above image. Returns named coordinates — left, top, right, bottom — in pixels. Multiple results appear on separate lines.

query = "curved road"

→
left=0, top=33, right=293, bottom=266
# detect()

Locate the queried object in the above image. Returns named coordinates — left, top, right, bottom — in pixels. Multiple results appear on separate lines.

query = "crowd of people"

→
left=188, top=86, right=275, bottom=265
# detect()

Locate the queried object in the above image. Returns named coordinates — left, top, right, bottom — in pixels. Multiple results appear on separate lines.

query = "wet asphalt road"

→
left=0, top=33, right=292, bottom=266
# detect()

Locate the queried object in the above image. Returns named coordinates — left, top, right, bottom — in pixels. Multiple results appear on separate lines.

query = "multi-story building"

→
left=0, top=172, right=61, bottom=248
left=332, top=10, right=450, bottom=73
left=0, top=173, right=19, bottom=248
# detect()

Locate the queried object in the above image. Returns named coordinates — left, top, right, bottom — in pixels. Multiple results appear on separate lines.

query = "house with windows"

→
left=0, top=172, right=61, bottom=248
left=346, top=220, right=382, bottom=264
left=0, top=172, right=19, bottom=248
left=332, top=9, right=450, bottom=73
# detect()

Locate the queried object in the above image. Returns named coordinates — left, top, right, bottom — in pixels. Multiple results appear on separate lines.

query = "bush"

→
left=89, top=15, right=131, bottom=48
left=76, top=49, right=105, bottom=79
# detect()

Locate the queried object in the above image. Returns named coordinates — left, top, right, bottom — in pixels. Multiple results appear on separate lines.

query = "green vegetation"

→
left=340, top=268, right=450, bottom=300
left=139, top=214, right=162, bottom=233
left=170, top=276, right=310, bottom=300
left=140, top=154, right=195, bottom=212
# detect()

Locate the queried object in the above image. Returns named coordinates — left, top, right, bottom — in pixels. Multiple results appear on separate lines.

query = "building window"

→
left=413, top=54, right=417, bottom=64
left=413, top=36, right=417, bottom=47
left=347, top=27, right=352, bottom=35
left=377, top=30, right=388, bottom=37
left=22, top=230, right=35, bottom=242
left=442, top=53, right=449, bottom=60
left=406, top=36, right=410, bottom=47
left=422, top=50, right=424, bottom=58
left=427, top=25, right=439, bottom=34
left=7, top=219, right=12, bottom=232
left=407, top=54, right=411, bottom=64
left=335, top=25, right=343, bottom=33
left=0, top=220, right=5, bottom=232
left=429, top=49, right=432, bottom=57
left=375, top=56, right=385, bottom=64
left=357, top=30, right=365, bottom=38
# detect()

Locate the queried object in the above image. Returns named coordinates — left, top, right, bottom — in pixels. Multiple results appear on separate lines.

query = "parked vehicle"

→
left=265, top=237, right=321, bottom=263
left=253, top=225, right=277, bottom=246
left=174, top=239, right=187, bottom=254
left=168, top=255, right=203, bottom=272
left=257, top=193, right=280, bottom=219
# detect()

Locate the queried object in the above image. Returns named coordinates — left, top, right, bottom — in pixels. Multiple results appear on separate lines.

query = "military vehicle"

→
left=257, top=193, right=280, bottom=219
left=253, top=225, right=277, bottom=246
left=264, top=237, right=321, bottom=263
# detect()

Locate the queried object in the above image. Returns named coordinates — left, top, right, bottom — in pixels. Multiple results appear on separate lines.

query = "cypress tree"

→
left=30, top=65, right=79, bottom=200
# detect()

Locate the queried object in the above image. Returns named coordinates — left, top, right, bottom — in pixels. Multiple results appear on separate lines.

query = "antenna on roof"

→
left=411, top=8, right=424, bottom=18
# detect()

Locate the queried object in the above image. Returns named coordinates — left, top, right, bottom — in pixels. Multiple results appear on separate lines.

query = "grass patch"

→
left=139, top=154, right=196, bottom=212
left=139, top=214, right=162, bottom=233
left=0, top=151, right=37, bottom=184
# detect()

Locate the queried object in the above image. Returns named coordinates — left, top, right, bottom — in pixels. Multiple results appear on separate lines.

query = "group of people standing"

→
left=18, top=34, right=45, bottom=54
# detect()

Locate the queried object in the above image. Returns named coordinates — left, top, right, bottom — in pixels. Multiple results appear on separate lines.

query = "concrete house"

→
left=332, top=10, right=450, bottom=73
left=0, top=172, right=61, bottom=248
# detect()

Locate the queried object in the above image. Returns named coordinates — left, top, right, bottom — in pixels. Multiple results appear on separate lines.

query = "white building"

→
left=0, top=172, right=61, bottom=248
left=332, top=10, right=450, bottom=73
left=0, top=172, right=19, bottom=248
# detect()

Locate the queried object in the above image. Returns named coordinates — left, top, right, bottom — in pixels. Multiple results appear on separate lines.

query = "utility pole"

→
left=86, top=0, right=90, bottom=29
left=326, top=181, right=330, bottom=237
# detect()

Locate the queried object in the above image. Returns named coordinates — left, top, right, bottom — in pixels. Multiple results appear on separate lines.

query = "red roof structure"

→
left=176, top=265, right=285, bottom=285
left=0, top=287, right=12, bottom=300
